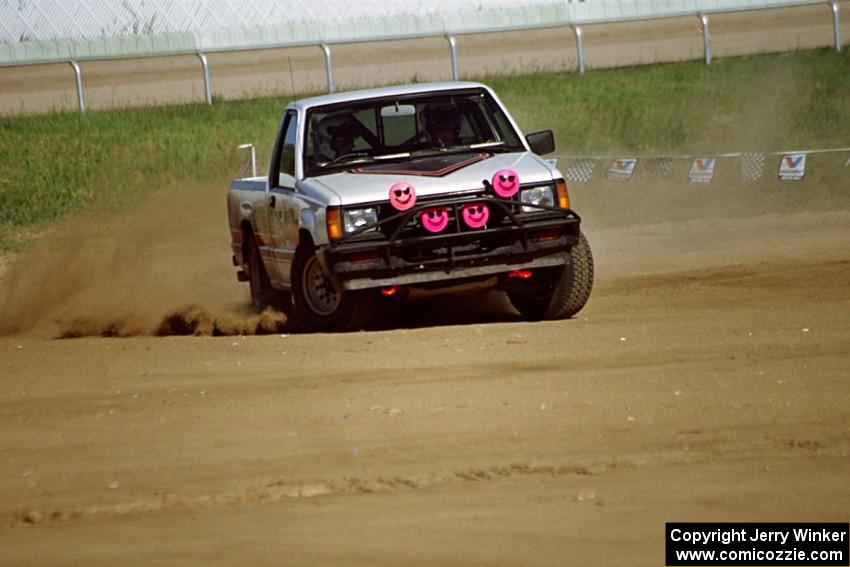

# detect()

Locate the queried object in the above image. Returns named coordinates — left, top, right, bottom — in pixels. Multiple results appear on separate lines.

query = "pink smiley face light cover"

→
left=461, top=203, right=489, bottom=229
left=491, top=169, right=520, bottom=198
left=420, top=207, right=450, bottom=233
left=388, top=181, right=417, bottom=211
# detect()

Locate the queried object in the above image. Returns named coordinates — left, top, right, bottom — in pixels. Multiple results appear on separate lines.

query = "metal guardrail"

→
left=0, top=0, right=843, bottom=112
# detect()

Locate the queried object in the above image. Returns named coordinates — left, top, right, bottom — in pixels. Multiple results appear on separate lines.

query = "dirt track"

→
left=1, top=178, right=848, bottom=564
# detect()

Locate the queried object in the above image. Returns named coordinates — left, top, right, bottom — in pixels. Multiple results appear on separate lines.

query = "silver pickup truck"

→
left=227, top=81, right=592, bottom=331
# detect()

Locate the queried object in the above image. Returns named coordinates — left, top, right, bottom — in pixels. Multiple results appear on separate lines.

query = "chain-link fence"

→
left=0, top=0, right=842, bottom=114
left=1, top=0, right=584, bottom=43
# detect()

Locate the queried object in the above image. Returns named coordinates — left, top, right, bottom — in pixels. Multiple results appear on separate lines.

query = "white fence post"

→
left=197, top=52, right=213, bottom=105
left=572, top=25, right=585, bottom=74
left=446, top=35, right=459, bottom=80
left=829, top=0, right=842, bottom=52
left=69, top=60, right=85, bottom=112
left=698, top=13, right=712, bottom=65
left=320, top=43, right=334, bottom=94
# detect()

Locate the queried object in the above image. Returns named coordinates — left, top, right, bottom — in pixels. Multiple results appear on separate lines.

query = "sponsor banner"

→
left=607, top=158, right=637, bottom=182
left=779, top=153, right=806, bottom=181
left=689, top=157, right=716, bottom=183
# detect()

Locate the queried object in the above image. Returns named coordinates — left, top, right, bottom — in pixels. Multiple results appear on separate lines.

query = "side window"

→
left=279, top=111, right=298, bottom=180
left=484, top=97, right=522, bottom=147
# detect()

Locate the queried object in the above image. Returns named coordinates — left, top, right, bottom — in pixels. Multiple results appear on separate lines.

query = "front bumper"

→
left=323, top=194, right=582, bottom=291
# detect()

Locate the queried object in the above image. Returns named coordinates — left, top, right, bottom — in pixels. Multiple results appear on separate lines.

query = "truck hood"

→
left=306, top=152, right=555, bottom=206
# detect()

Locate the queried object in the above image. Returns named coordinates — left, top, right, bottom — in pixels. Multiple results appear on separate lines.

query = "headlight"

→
left=520, top=186, right=555, bottom=213
left=343, top=207, right=378, bottom=233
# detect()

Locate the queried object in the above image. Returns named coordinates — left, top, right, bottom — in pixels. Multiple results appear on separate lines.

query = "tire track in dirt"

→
left=7, top=435, right=849, bottom=529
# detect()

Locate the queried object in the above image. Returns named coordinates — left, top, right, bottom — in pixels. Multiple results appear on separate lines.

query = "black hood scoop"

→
left=350, top=153, right=489, bottom=177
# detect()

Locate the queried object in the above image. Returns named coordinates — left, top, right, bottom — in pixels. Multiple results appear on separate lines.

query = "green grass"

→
left=1, top=48, right=848, bottom=249
left=0, top=97, right=289, bottom=250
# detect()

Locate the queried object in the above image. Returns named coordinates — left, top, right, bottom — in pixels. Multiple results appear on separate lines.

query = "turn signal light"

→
left=326, top=207, right=343, bottom=240
left=555, top=178, right=570, bottom=210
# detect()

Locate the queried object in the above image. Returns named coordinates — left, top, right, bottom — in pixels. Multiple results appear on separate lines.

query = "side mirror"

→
left=526, top=130, right=555, bottom=155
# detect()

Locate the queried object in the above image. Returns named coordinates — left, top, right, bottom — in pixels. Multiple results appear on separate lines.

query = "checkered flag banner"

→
left=564, top=158, right=596, bottom=183
left=741, top=153, right=765, bottom=182
left=644, top=157, right=673, bottom=177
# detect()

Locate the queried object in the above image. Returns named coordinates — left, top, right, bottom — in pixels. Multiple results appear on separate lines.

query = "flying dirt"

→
left=0, top=183, right=288, bottom=338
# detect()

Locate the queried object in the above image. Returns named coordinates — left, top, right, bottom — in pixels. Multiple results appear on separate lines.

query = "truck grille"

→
left=330, top=181, right=572, bottom=263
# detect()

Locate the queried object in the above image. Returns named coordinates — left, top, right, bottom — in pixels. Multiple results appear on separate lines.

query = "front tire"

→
left=508, top=232, right=594, bottom=321
left=291, top=244, right=376, bottom=332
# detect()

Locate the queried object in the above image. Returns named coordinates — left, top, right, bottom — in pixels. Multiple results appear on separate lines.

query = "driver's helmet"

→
left=317, top=112, right=357, bottom=160
left=421, top=103, right=462, bottom=146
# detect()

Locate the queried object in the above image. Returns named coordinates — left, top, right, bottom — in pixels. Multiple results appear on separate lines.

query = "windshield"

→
left=303, top=89, right=524, bottom=176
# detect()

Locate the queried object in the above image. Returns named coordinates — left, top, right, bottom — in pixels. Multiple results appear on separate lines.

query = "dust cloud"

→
left=0, top=181, right=284, bottom=338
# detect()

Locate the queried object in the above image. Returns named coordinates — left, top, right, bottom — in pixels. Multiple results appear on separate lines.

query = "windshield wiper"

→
left=320, top=142, right=509, bottom=169
left=323, top=151, right=372, bottom=166
left=320, top=151, right=413, bottom=168
left=468, top=141, right=507, bottom=150
left=410, top=141, right=508, bottom=158
left=374, top=152, right=411, bottom=160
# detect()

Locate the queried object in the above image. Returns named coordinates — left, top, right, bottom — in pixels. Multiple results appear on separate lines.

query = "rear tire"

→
left=291, top=244, right=376, bottom=332
left=246, top=237, right=294, bottom=317
left=508, top=232, right=594, bottom=320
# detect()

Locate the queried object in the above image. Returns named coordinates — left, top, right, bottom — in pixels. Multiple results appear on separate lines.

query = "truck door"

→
left=268, top=110, right=302, bottom=288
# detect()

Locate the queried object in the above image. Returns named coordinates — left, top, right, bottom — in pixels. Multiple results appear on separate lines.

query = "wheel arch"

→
left=297, top=228, right=315, bottom=249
